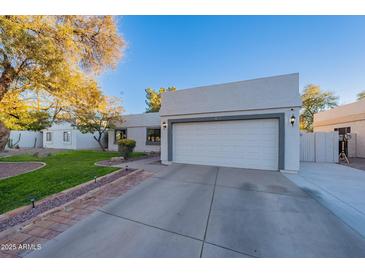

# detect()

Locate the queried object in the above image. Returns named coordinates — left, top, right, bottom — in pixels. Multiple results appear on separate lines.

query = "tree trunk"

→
left=93, top=135, right=105, bottom=151
left=0, top=121, right=10, bottom=151
left=0, top=61, right=16, bottom=102
left=0, top=60, right=16, bottom=151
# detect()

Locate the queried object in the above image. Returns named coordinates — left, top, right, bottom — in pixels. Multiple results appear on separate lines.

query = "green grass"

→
left=0, top=150, right=120, bottom=214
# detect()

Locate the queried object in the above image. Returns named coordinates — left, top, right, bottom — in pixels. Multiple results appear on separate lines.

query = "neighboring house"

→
left=160, top=73, right=301, bottom=172
left=43, top=122, right=103, bottom=150
left=314, top=99, right=365, bottom=158
left=6, top=130, right=43, bottom=148
left=108, top=112, right=161, bottom=153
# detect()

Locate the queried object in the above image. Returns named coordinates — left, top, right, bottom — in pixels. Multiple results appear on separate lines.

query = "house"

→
left=43, top=122, right=103, bottom=150
left=108, top=112, right=161, bottom=153
left=108, top=73, right=300, bottom=171
left=313, top=99, right=365, bottom=158
left=160, top=73, right=301, bottom=172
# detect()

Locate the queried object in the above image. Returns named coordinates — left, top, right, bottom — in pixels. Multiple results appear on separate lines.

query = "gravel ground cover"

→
left=0, top=162, right=45, bottom=180
left=96, top=152, right=159, bottom=166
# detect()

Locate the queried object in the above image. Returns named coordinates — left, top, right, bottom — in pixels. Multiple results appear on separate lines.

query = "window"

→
left=63, top=131, right=71, bottom=143
left=114, top=129, right=127, bottom=144
left=146, top=128, right=161, bottom=145
left=46, top=132, right=52, bottom=142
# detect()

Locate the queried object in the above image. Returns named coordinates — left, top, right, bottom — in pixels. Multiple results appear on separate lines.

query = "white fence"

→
left=7, top=131, right=43, bottom=148
left=300, top=132, right=339, bottom=163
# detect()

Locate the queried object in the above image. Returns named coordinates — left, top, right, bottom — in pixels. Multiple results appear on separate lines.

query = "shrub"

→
left=117, top=139, right=136, bottom=159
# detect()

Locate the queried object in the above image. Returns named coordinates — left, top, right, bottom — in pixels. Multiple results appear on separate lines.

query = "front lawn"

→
left=0, top=150, right=120, bottom=214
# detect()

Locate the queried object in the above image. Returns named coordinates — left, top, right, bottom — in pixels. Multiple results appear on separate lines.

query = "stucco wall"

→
left=43, top=122, right=101, bottom=150
left=160, top=73, right=301, bottom=116
left=43, top=128, right=77, bottom=150
left=7, top=131, right=43, bottom=148
left=160, top=73, right=301, bottom=172
left=107, top=130, right=118, bottom=151
left=108, top=112, right=161, bottom=153
left=314, top=121, right=365, bottom=158
left=160, top=107, right=301, bottom=172
left=113, top=112, right=161, bottom=128
left=313, top=100, right=365, bottom=158
left=75, top=131, right=103, bottom=150
left=108, top=128, right=160, bottom=152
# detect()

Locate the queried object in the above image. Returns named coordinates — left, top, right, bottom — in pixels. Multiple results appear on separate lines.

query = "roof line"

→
left=315, top=99, right=365, bottom=115
left=173, top=72, right=299, bottom=93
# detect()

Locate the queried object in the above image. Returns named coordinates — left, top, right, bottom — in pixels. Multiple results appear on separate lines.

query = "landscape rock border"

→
left=0, top=167, right=136, bottom=232
left=0, top=169, right=153, bottom=258
left=95, top=153, right=160, bottom=167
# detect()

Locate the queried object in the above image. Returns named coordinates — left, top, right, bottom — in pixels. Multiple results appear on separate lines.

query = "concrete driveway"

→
left=285, top=162, right=365, bottom=240
left=28, top=161, right=365, bottom=258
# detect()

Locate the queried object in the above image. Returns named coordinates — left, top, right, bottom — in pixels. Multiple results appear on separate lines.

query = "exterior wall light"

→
left=290, top=109, right=296, bottom=126
left=162, top=121, right=167, bottom=129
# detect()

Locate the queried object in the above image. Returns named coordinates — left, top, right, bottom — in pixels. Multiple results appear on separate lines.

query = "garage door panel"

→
left=172, top=119, right=279, bottom=170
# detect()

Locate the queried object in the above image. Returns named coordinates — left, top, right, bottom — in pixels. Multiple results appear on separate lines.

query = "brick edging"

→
left=0, top=169, right=153, bottom=257
left=24, top=169, right=143, bottom=222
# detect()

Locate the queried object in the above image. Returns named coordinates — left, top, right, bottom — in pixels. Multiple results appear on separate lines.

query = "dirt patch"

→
left=0, top=168, right=135, bottom=232
left=0, top=148, right=67, bottom=158
left=96, top=154, right=159, bottom=166
left=0, top=162, right=45, bottom=180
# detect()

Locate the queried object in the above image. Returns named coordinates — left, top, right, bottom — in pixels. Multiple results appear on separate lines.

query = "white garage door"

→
left=172, top=119, right=279, bottom=170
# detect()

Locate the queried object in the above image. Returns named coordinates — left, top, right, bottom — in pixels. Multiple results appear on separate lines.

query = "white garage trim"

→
left=167, top=113, right=285, bottom=170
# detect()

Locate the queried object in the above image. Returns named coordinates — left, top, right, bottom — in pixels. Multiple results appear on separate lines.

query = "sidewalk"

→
left=284, top=162, right=365, bottom=239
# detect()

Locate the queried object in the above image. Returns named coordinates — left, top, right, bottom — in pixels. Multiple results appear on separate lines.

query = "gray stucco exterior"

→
left=160, top=73, right=301, bottom=172
left=108, top=112, right=161, bottom=153
left=160, top=73, right=301, bottom=117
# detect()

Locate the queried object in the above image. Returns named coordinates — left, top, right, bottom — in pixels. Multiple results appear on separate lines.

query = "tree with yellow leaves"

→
left=357, top=90, right=365, bottom=101
left=0, top=15, right=124, bottom=150
left=145, top=86, right=176, bottom=113
left=70, top=95, right=123, bottom=151
left=300, top=84, right=338, bottom=132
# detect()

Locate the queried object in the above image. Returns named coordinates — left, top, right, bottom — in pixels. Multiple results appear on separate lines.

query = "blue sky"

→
left=99, top=16, right=365, bottom=114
